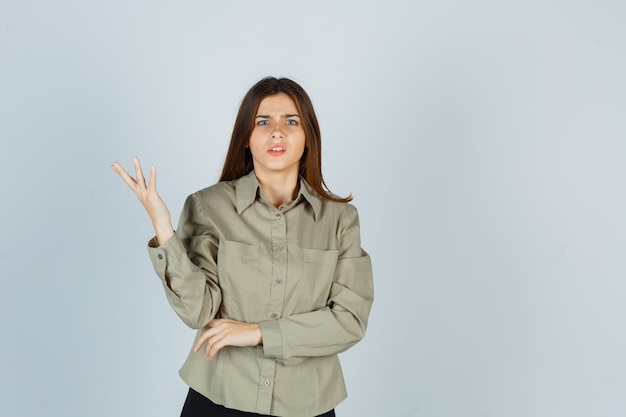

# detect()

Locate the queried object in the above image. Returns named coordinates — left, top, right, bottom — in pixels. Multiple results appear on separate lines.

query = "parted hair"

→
left=219, top=76, right=351, bottom=203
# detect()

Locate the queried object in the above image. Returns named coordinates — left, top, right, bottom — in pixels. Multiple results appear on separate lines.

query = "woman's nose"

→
left=271, top=127, right=284, bottom=139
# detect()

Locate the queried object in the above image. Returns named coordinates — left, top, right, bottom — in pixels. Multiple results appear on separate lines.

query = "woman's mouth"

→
left=267, top=144, right=286, bottom=155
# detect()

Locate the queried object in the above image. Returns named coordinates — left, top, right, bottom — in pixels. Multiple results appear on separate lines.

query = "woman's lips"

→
left=267, top=143, right=286, bottom=156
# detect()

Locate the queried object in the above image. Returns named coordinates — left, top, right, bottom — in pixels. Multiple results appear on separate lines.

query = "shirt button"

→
left=270, top=313, right=278, bottom=319
left=263, top=379, right=271, bottom=386
left=275, top=213, right=281, bottom=220
left=276, top=279, right=282, bottom=284
left=277, top=246, right=283, bottom=252
left=157, top=254, right=163, bottom=260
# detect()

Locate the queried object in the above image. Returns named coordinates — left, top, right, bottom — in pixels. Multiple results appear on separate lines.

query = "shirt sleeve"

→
left=258, top=203, right=374, bottom=365
left=147, top=193, right=222, bottom=329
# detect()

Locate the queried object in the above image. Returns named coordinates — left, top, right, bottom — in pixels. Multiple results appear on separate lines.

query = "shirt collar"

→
left=235, top=170, right=322, bottom=222
left=299, top=175, right=322, bottom=222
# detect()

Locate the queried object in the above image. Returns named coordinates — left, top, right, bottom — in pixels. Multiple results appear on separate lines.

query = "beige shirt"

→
left=148, top=170, right=374, bottom=417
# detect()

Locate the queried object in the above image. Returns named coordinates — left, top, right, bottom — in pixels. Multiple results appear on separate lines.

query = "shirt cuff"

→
left=147, top=234, right=187, bottom=281
left=258, top=319, right=283, bottom=360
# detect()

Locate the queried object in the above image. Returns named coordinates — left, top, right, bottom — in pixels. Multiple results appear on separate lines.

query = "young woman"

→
left=112, top=77, right=374, bottom=417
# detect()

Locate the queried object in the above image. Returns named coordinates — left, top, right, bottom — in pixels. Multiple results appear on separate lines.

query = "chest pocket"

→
left=301, top=248, right=339, bottom=307
left=217, top=240, right=260, bottom=301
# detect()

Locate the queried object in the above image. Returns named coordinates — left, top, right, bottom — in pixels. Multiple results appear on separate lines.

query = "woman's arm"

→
left=147, top=193, right=222, bottom=328
left=261, top=204, right=373, bottom=365
left=112, top=159, right=222, bottom=328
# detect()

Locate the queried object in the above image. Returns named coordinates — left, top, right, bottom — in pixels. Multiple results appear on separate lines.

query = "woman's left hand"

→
left=194, top=319, right=263, bottom=360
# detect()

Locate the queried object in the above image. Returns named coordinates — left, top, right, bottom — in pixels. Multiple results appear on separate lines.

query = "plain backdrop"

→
left=1, top=1, right=625, bottom=416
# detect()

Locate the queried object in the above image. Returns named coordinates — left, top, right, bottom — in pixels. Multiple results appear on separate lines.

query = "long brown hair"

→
left=219, top=77, right=351, bottom=203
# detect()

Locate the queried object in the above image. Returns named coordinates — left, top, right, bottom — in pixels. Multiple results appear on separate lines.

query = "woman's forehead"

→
left=257, top=93, right=299, bottom=114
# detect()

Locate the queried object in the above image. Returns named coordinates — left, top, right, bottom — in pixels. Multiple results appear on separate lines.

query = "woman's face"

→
left=248, top=93, right=306, bottom=180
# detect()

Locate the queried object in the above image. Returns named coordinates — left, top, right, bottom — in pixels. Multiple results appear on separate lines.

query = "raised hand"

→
left=111, top=157, right=174, bottom=244
left=194, top=319, right=263, bottom=360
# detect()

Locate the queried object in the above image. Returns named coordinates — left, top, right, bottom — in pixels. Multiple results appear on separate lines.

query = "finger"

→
left=206, top=333, right=227, bottom=360
left=148, top=165, right=157, bottom=193
left=194, top=326, right=219, bottom=352
left=111, top=162, right=139, bottom=189
left=134, top=157, right=147, bottom=188
left=194, top=332, right=210, bottom=352
left=194, top=338, right=205, bottom=353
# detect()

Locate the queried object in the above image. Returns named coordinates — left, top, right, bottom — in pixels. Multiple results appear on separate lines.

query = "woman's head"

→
left=220, top=77, right=351, bottom=202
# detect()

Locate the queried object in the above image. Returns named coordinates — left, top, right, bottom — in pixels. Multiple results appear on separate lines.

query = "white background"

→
left=1, top=1, right=625, bottom=416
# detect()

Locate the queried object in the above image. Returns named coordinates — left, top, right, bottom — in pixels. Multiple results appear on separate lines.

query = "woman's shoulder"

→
left=195, top=180, right=235, bottom=196
left=324, top=198, right=359, bottom=219
left=187, top=180, right=237, bottom=209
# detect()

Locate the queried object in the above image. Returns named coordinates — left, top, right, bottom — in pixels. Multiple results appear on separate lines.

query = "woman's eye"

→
left=286, top=119, right=298, bottom=126
left=257, top=120, right=269, bottom=126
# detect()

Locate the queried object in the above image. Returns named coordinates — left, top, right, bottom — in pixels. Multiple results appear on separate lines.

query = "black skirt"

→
left=180, top=388, right=336, bottom=417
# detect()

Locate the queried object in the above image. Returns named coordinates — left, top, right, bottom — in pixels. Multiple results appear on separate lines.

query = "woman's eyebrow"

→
left=255, top=113, right=300, bottom=118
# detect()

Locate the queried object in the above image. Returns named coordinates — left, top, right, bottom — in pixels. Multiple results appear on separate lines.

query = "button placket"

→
left=268, top=208, right=287, bottom=321
left=256, top=358, right=277, bottom=414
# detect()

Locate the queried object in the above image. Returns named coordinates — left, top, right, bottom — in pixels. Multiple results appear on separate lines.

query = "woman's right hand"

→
left=111, top=157, right=174, bottom=245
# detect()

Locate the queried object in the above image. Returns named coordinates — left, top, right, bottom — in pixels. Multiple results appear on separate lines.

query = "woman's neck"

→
left=255, top=170, right=299, bottom=208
